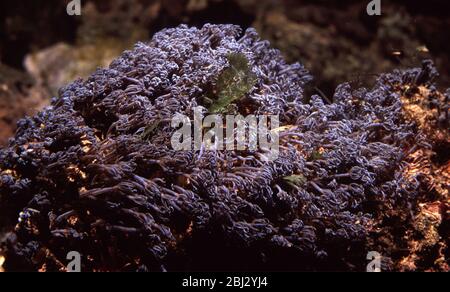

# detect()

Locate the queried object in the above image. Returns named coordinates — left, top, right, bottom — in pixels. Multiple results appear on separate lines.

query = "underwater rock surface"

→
left=0, top=24, right=448, bottom=272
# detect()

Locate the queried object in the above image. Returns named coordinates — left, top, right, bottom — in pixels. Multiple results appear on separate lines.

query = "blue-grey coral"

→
left=0, top=24, right=448, bottom=272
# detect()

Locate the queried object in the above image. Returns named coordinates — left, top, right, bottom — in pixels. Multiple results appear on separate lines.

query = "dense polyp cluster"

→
left=0, top=24, right=448, bottom=271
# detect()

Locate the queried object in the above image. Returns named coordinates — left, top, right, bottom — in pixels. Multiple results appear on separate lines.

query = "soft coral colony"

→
left=0, top=24, right=448, bottom=272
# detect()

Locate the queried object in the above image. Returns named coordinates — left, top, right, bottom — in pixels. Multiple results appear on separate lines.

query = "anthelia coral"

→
left=0, top=24, right=448, bottom=272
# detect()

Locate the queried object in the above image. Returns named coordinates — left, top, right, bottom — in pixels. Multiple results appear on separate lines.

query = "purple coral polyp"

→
left=0, top=24, right=447, bottom=272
